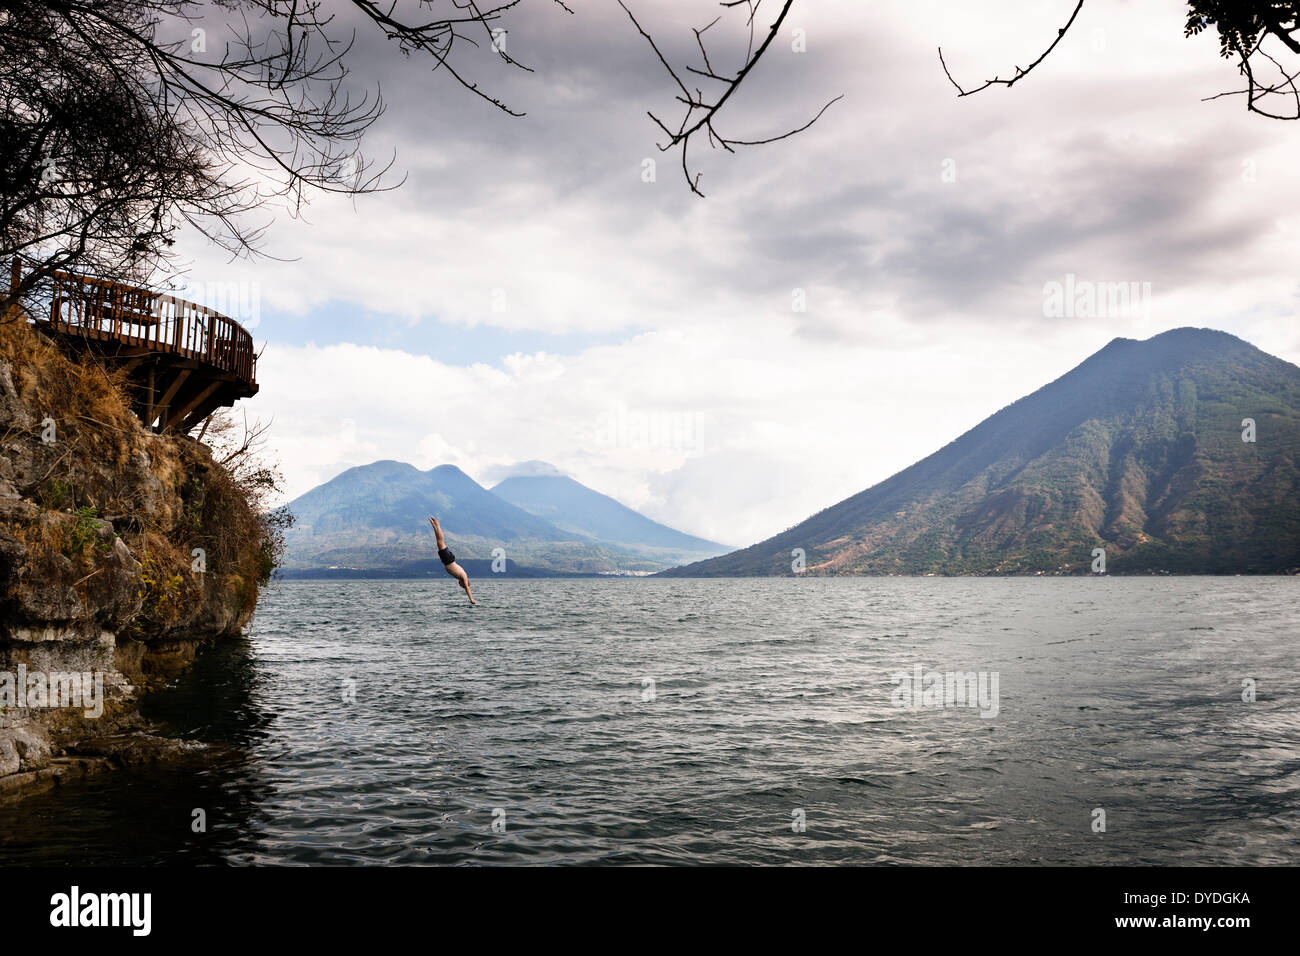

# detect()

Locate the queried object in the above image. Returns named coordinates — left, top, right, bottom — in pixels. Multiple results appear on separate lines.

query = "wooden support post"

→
left=164, top=381, right=220, bottom=434
left=155, top=368, right=190, bottom=424
left=145, top=363, right=155, bottom=430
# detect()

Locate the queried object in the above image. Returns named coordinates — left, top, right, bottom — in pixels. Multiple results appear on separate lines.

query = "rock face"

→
left=0, top=316, right=266, bottom=793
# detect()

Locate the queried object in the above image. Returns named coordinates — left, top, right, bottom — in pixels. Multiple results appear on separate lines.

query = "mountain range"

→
left=281, top=461, right=728, bottom=575
left=492, top=468, right=723, bottom=553
left=664, top=328, right=1300, bottom=576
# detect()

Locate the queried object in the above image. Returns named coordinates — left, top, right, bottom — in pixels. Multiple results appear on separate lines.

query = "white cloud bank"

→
left=196, top=0, right=1300, bottom=547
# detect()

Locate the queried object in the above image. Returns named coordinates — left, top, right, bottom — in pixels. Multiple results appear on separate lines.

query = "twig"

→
left=38, top=444, right=75, bottom=483
left=621, top=0, right=842, bottom=196
left=72, top=567, right=104, bottom=588
left=938, top=0, right=1085, bottom=97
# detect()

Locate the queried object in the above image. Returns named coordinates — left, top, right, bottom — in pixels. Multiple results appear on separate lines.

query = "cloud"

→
left=177, top=0, right=1300, bottom=549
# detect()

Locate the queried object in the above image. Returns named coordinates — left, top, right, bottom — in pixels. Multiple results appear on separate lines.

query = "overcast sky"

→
left=183, top=0, right=1300, bottom=548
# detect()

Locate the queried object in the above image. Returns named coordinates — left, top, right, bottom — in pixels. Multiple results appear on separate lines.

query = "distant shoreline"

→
left=276, top=568, right=1300, bottom=581
left=277, top=560, right=629, bottom=580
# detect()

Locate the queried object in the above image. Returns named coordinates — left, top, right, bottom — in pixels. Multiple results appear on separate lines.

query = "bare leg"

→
left=449, top=563, right=476, bottom=604
left=430, top=517, right=474, bottom=603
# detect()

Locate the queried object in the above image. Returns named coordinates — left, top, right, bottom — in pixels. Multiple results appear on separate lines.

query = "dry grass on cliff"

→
left=7, top=508, right=105, bottom=564
left=0, top=311, right=181, bottom=535
left=0, top=312, right=142, bottom=468
left=2, top=312, right=274, bottom=635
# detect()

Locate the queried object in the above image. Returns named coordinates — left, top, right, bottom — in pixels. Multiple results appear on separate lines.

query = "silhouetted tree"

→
left=0, top=0, right=584, bottom=312
left=941, top=1, right=1300, bottom=121
left=1, top=0, right=829, bottom=314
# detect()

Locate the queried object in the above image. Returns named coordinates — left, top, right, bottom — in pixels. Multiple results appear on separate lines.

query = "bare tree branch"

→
left=0, top=0, right=579, bottom=313
left=619, top=0, right=842, bottom=197
left=938, top=0, right=1085, bottom=97
left=939, top=1, right=1300, bottom=123
left=1189, top=1, right=1300, bottom=120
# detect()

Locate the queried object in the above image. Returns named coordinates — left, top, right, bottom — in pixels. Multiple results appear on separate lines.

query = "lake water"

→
left=2, top=578, right=1297, bottom=865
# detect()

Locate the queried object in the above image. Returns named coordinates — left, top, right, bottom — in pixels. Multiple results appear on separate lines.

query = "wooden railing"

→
left=11, top=258, right=257, bottom=386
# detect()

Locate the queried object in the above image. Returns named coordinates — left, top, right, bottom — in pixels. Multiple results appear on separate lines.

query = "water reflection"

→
left=1, top=636, right=270, bottom=865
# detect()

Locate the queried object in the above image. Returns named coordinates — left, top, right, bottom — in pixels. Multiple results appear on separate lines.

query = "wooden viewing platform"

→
left=10, top=258, right=259, bottom=434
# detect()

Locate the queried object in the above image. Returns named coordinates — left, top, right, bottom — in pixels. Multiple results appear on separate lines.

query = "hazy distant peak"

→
left=480, top=460, right=568, bottom=483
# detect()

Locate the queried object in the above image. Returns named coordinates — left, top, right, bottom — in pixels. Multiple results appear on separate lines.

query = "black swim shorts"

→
left=438, top=547, right=456, bottom=566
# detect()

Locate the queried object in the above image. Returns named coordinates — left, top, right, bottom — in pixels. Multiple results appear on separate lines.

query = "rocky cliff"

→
left=0, top=314, right=269, bottom=795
